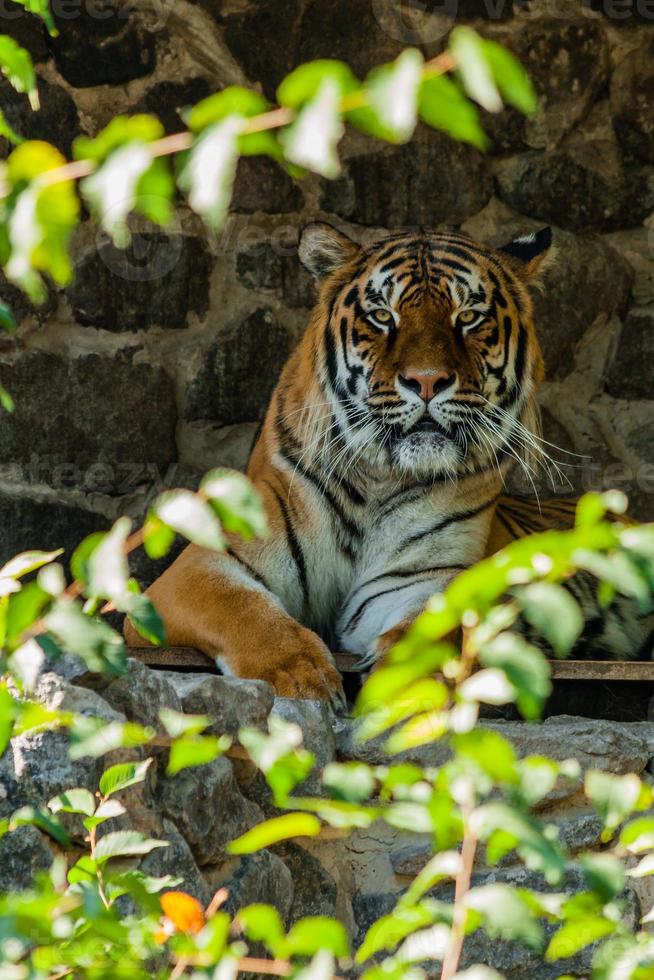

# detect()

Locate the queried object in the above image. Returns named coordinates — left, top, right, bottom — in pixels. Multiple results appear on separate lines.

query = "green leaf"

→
left=122, top=585, right=165, bottom=647
left=178, top=117, right=241, bottom=231
left=48, top=788, right=96, bottom=817
left=0, top=297, right=17, bottom=332
left=94, top=830, right=168, bottom=864
left=81, top=141, right=156, bottom=247
left=185, top=86, right=269, bottom=132
left=0, top=382, right=13, bottom=412
left=471, top=802, right=566, bottom=885
left=585, top=770, right=646, bottom=839
left=449, top=26, right=502, bottom=113
left=349, top=49, right=423, bottom=144
left=517, top=756, right=562, bottom=807
left=227, top=812, right=321, bottom=854
left=620, top=816, right=654, bottom=854
left=154, top=489, right=226, bottom=551
left=0, top=548, right=63, bottom=582
left=482, top=39, right=537, bottom=115
left=453, top=728, right=518, bottom=784
left=280, top=78, right=344, bottom=178
left=44, top=600, right=127, bottom=676
left=159, top=707, right=210, bottom=738
left=356, top=904, right=437, bottom=964
left=200, top=469, right=268, bottom=540
left=518, top=582, right=584, bottom=657
left=580, top=853, right=625, bottom=903
left=480, top=632, right=551, bottom=720
left=240, top=714, right=315, bottom=804
left=546, top=916, right=615, bottom=961
left=10, top=804, right=70, bottom=846
left=398, top=851, right=461, bottom=909
left=69, top=716, right=153, bottom=759
left=465, top=884, right=543, bottom=949
left=99, top=758, right=152, bottom=798
left=0, top=35, right=38, bottom=108
left=74, top=114, right=164, bottom=164
left=166, top=734, right=231, bottom=776
left=85, top=517, right=131, bottom=600
left=83, top=797, right=125, bottom=831
left=418, top=73, right=488, bottom=149
left=143, top=512, right=176, bottom=560
left=236, top=904, right=285, bottom=955
left=284, top=916, right=349, bottom=958
left=322, top=761, right=376, bottom=803
left=6, top=580, right=50, bottom=648
left=277, top=59, right=358, bottom=108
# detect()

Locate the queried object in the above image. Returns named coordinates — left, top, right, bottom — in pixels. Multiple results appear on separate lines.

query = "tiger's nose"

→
left=398, top=370, right=457, bottom=401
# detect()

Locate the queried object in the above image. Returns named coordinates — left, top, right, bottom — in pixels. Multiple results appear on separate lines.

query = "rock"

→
left=482, top=19, right=608, bottom=152
left=321, top=132, right=492, bottom=227
left=555, top=811, right=603, bottom=854
left=0, top=826, right=55, bottom=892
left=46, top=1, right=157, bottom=87
left=231, top=156, right=303, bottom=214
left=495, top=144, right=654, bottom=232
left=612, top=35, right=654, bottom=163
left=101, top=660, right=183, bottom=732
left=161, top=672, right=274, bottom=737
left=159, top=756, right=262, bottom=865
left=141, top=818, right=211, bottom=907
left=0, top=351, right=177, bottom=492
left=67, top=233, right=214, bottom=331
left=0, top=489, right=112, bottom=569
left=336, top=717, right=652, bottom=799
left=177, top=420, right=259, bottom=475
left=132, top=78, right=213, bottom=135
left=222, top=0, right=303, bottom=101
left=204, top=849, right=294, bottom=921
left=184, top=307, right=296, bottom=424
left=0, top=266, right=57, bottom=325
left=274, top=841, right=338, bottom=922
left=0, top=76, right=79, bottom=159
left=273, top=698, right=336, bottom=794
left=235, top=244, right=315, bottom=309
left=605, top=311, right=654, bottom=400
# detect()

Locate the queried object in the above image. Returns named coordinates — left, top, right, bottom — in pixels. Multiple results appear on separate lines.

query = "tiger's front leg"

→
left=124, top=544, right=345, bottom=708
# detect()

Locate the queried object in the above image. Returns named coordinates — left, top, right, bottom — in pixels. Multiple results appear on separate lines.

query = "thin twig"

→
left=440, top=814, right=478, bottom=980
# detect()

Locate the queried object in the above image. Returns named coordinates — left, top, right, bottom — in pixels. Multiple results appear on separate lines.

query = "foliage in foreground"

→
left=3, top=490, right=654, bottom=979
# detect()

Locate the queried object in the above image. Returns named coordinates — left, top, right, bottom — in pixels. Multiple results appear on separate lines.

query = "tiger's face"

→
left=300, top=222, right=553, bottom=480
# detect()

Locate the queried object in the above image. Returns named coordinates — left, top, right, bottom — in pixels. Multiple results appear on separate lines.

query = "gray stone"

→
left=273, top=698, right=336, bottom=794
left=231, top=156, right=303, bottom=215
left=185, top=308, right=295, bottom=424
left=336, top=717, right=652, bottom=798
left=46, top=1, right=157, bottom=87
left=235, top=244, right=315, bottom=309
left=612, top=36, right=654, bottom=164
left=495, top=144, right=654, bottom=232
left=274, top=841, right=338, bottom=923
left=67, top=233, right=214, bottom=331
left=482, top=19, right=608, bottom=152
left=0, top=76, right=79, bottom=159
left=141, top=818, right=211, bottom=907
left=132, top=79, right=213, bottom=136
left=0, top=826, right=55, bottom=892
left=222, top=0, right=303, bottom=101
left=0, top=351, right=177, bottom=490
left=102, top=660, right=183, bottom=732
left=204, top=849, right=294, bottom=922
left=555, top=811, right=603, bottom=854
left=321, top=132, right=493, bottom=228
left=605, top=311, right=654, bottom=400
left=161, top=672, right=274, bottom=737
left=159, top=756, right=263, bottom=865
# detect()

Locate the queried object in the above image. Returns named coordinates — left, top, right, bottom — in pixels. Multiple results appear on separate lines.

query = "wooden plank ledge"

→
left=127, top=647, right=654, bottom=682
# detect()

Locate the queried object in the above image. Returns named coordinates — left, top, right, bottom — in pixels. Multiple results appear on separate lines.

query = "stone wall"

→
left=3, top=655, right=654, bottom=976
left=1, top=0, right=654, bottom=576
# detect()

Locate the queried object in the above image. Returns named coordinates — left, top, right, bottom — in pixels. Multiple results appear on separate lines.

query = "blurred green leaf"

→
left=449, top=26, right=501, bottom=113
left=471, top=803, right=566, bottom=884
left=546, top=916, right=615, bottom=961
left=143, top=512, right=176, bottom=560
left=166, top=734, right=231, bottom=776
left=277, top=59, right=358, bottom=108
left=98, top=759, right=152, bottom=798
left=44, top=599, right=127, bottom=676
left=356, top=904, right=437, bottom=964
left=0, top=297, right=17, bottom=332
left=10, top=804, right=70, bottom=846
left=236, top=903, right=285, bottom=955
left=284, top=916, right=349, bottom=958
left=159, top=707, right=210, bottom=738
left=466, top=884, right=543, bottom=949
left=348, top=49, right=423, bottom=144
left=418, top=73, right=488, bottom=149
left=83, top=797, right=125, bottom=831
left=94, top=830, right=167, bottom=864
left=322, top=761, right=376, bottom=803
left=154, top=489, right=225, bottom=551
left=620, top=816, right=654, bottom=854
left=84, top=517, right=131, bottom=600
left=480, top=632, right=551, bottom=719
left=482, top=38, right=537, bottom=115
left=74, top=114, right=164, bottom=164
left=122, top=585, right=164, bottom=647
left=0, top=35, right=38, bottom=108
left=518, top=581, right=584, bottom=657
left=201, top=468, right=268, bottom=540
left=240, top=714, right=314, bottom=803
left=453, top=728, right=518, bottom=784
left=0, top=381, right=13, bottom=411
left=178, top=117, right=241, bottom=231
left=280, top=77, right=344, bottom=178
left=227, top=812, right=321, bottom=854
left=580, top=853, right=625, bottom=903
left=585, top=770, right=648, bottom=840
left=69, top=715, right=153, bottom=759
left=398, top=851, right=461, bottom=909
left=81, top=142, right=155, bottom=248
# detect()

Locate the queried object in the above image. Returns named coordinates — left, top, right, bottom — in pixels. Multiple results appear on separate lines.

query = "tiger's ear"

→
left=498, top=227, right=555, bottom=282
left=299, top=221, right=361, bottom=280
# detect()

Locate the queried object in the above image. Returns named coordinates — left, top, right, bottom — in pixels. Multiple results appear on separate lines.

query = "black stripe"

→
left=227, top=548, right=273, bottom=593
left=343, top=573, right=453, bottom=636
left=277, top=449, right=363, bottom=544
left=361, top=563, right=466, bottom=591
left=264, top=481, right=309, bottom=606
left=397, top=495, right=499, bottom=553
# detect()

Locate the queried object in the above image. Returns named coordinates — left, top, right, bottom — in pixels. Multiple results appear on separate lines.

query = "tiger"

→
left=124, top=221, right=651, bottom=705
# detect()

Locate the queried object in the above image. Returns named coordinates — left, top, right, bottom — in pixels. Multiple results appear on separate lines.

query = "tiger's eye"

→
left=457, top=309, right=479, bottom=325
left=370, top=308, right=394, bottom=324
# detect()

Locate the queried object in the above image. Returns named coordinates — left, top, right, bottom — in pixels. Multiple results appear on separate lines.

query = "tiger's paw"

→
left=251, top=630, right=346, bottom=711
